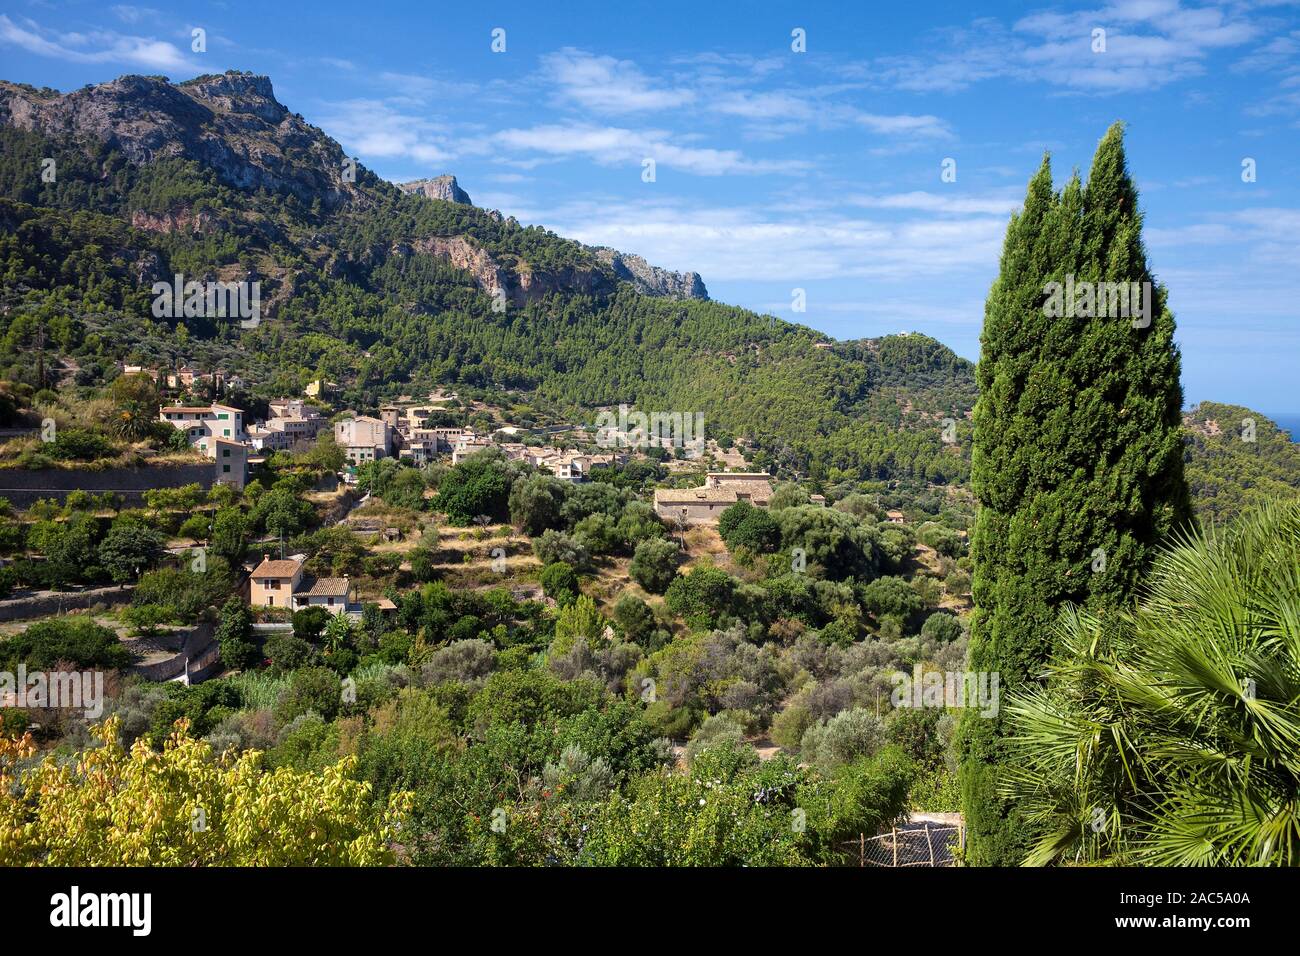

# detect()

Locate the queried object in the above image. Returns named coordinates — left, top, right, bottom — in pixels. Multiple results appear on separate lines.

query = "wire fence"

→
left=840, top=822, right=963, bottom=867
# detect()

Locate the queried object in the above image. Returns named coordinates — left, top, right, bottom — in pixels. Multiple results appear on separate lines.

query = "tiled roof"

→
left=655, top=487, right=734, bottom=502
left=654, top=481, right=773, bottom=504
left=252, top=558, right=303, bottom=578
left=297, top=576, right=351, bottom=598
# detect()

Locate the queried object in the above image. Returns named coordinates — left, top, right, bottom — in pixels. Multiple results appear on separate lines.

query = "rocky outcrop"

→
left=131, top=249, right=166, bottom=286
left=516, top=262, right=613, bottom=301
left=588, top=246, right=708, bottom=300
left=403, top=235, right=613, bottom=306
left=407, top=235, right=509, bottom=294
left=182, top=72, right=286, bottom=124
left=393, top=178, right=708, bottom=300
left=0, top=71, right=355, bottom=210
left=130, top=207, right=218, bottom=234
left=398, top=174, right=472, bottom=204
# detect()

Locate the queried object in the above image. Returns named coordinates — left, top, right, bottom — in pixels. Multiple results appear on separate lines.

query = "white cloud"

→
left=854, top=112, right=952, bottom=138
left=542, top=48, right=952, bottom=143
left=482, top=123, right=808, bottom=176
left=109, top=6, right=161, bottom=26
left=1148, top=207, right=1300, bottom=262
left=709, top=89, right=815, bottom=121
left=0, top=14, right=193, bottom=71
left=542, top=49, right=695, bottom=113
left=848, top=190, right=1023, bottom=216
left=1234, top=28, right=1300, bottom=74
left=853, top=1, right=1262, bottom=94
left=758, top=296, right=986, bottom=326
left=496, top=195, right=1007, bottom=284
left=373, top=71, right=478, bottom=105
left=1146, top=222, right=1237, bottom=245
left=318, top=99, right=453, bottom=165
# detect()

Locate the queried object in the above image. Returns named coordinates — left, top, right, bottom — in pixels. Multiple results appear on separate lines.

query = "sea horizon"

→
left=1267, top=413, right=1300, bottom=442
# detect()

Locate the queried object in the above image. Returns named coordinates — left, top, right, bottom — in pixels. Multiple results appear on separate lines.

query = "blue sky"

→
left=2, top=0, right=1298, bottom=415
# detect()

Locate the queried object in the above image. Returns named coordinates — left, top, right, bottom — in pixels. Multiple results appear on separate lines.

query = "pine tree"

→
left=957, top=124, right=1191, bottom=865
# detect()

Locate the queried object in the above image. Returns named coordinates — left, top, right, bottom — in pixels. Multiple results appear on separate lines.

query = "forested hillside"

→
left=0, top=72, right=975, bottom=487
left=1183, top=402, right=1300, bottom=526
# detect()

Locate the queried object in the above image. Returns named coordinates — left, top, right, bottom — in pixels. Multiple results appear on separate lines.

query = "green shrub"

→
left=800, top=707, right=886, bottom=772
left=629, top=537, right=679, bottom=594
left=539, top=561, right=580, bottom=605
left=0, top=616, right=130, bottom=670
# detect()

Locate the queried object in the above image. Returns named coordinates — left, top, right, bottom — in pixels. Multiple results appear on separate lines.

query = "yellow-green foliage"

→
left=0, top=717, right=411, bottom=866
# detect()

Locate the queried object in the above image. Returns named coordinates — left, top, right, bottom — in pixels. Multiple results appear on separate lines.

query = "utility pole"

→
left=34, top=325, right=46, bottom=389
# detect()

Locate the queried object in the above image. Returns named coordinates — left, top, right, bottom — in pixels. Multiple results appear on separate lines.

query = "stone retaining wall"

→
left=128, top=620, right=218, bottom=684
left=0, top=584, right=135, bottom=622
left=0, top=462, right=214, bottom=509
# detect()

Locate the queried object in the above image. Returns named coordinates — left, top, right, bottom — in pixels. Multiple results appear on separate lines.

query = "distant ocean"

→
left=1271, top=414, right=1300, bottom=442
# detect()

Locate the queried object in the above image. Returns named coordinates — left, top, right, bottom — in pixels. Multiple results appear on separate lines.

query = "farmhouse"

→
left=292, top=576, right=355, bottom=614
left=249, top=556, right=358, bottom=616
left=249, top=556, right=304, bottom=609
left=653, top=472, right=774, bottom=525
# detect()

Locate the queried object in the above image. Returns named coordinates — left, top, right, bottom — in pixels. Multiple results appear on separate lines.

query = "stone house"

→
left=212, top=437, right=248, bottom=490
left=653, top=472, right=774, bottom=525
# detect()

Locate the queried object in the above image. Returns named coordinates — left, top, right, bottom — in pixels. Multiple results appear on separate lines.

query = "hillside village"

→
left=149, top=367, right=761, bottom=499
left=6, top=345, right=937, bottom=594
left=136, top=358, right=888, bottom=624
left=0, top=354, right=977, bottom=762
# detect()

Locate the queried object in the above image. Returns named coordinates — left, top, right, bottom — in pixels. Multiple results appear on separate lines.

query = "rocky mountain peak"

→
left=588, top=246, right=708, bottom=300
left=397, top=174, right=472, bottom=204
left=179, top=71, right=286, bottom=123
left=0, top=70, right=351, bottom=209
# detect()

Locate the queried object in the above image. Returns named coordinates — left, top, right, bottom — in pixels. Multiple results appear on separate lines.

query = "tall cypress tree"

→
left=958, top=124, right=1191, bottom=865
